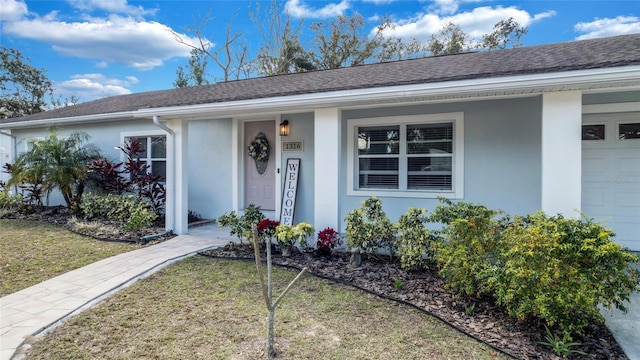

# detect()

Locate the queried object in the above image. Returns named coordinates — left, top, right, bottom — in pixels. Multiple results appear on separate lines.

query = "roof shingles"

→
left=3, top=33, right=639, bottom=124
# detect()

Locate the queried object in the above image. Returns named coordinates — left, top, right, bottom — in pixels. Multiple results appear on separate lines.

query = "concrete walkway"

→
left=1, top=225, right=638, bottom=360
left=0, top=224, right=232, bottom=360
left=600, top=260, right=640, bottom=360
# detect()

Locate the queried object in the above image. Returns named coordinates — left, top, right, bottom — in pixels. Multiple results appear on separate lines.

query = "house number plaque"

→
left=282, top=141, right=303, bottom=152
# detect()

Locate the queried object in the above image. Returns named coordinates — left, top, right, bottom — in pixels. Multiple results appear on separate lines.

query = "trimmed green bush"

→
left=216, top=204, right=265, bottom=245
left=0, top=191, right=22, bottom=209
left=494, top=212, right=640, bottom=338
left=341, top=196, right=640, bottom=342
left=429, top=199, right=507, bottom=298
left=81, top=193, right=157, bottom=231
left=395, top=207, right=432, bottom=271
left=345, top=196, right=396, bottom=259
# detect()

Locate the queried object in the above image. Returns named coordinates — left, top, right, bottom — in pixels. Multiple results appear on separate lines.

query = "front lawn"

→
left=26, top=256, right=509, bottom=360
left=0, top=219, right=138, bottom=296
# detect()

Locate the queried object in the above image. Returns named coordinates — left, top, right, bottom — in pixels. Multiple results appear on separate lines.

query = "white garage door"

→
left=582, top=114, right=640, bottom=251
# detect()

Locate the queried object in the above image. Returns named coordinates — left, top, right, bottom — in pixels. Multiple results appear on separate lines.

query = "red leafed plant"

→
left=317, top=227, right=341, bottom=249
left=257, top=219, right=280, bottom=239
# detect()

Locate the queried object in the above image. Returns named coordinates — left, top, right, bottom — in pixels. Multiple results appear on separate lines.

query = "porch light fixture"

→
left=279, top=120, right=290, bottom=136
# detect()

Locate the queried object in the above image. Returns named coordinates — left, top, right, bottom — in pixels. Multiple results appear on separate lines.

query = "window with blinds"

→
left=348, top=112, right=463, bottom=198
left=356, top=123, right=453, bottom=191
left=126, top=136, right=167, bottom=179
left=407, top=123, right=453, bottom=190
left=357, top=125, right=399, bottom=188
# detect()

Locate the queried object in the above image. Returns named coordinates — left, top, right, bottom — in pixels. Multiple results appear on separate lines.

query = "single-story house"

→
left=1, top=34, right=639, bottom=251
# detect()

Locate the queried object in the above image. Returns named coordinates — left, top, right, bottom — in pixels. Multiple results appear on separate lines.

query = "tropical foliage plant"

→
left=316, top=227, right=341, bottom=249
left=80, top=193, right=157, bottom=231
left=428, top=198, right=508, bottom=298
left=494, top=212, right=640, bottom=337
left=344, top=196, right=396, bottom=259
left=395, top=207, right=432, bottom=271
left=7, top=129, right=100, bottom=213
left=217, top=204, right=265, bottom=245
left=274, top=222, right=315, bottom=250
left=87, top=139, right=166, bottom=216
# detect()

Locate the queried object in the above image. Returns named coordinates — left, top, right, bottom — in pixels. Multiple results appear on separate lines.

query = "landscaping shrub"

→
left=81, top=193, right=157, bottom=231
left=395, top=207, right=432, bottom=271
left=86, top=158, right=127, bottom=195
left=429, top=198, right=507, bottom=298
left=8, top=130, right=100, bottom=213
left=217, top=204, right=265, bottom=245
left=345, top=196, right=396, bottom=260
left=494, top=212, right=640, bottom=338
left=342, top=196, right=640, bottom=345
left=3, top=162, right=45, bottom=206
left=275, top=222, right=315, bottom=251
left=0, top=190, right=22, bottom=209
left=87, top=139, right=166, bottom=216
left=0, top=190, right=22, bottom=218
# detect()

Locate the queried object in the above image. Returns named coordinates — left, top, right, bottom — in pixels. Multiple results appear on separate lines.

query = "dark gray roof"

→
left=3, top=33, right=640, bottom=124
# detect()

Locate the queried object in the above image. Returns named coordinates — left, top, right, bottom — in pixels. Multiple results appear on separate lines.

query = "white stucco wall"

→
left=279, top=112, right=315, bottom=225
left=187, top=118, right=234, bottom=220
left=9, top=120, right=159, bottom=205
left=340, top=96, right=543, bottom=227
left=0, top=131, right=12, bottom=184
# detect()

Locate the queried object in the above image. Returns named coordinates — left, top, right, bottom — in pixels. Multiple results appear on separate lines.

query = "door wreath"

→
left=248, top=132, right=270, bottom=174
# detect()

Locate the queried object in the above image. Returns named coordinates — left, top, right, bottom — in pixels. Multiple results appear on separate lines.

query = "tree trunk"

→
left=350, top=248, right=362, bottom=268
left=267, top=308, right=275, bottom=358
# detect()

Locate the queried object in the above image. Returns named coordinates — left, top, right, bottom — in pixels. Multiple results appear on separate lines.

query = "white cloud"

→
left=66, top=0, right=157, bottom=17
left=432, top=0, right=460, bottom=15
left=575, top=16, right=640, bottom=40
left=0, top=0, right=28, bottom=22
left=362, top=0, right=397, bottom=4
left=380, top=5, right=555, bottom=42
left=285, top=0, right=350, bottom=19
left=2, top=11, right=202, bottom=71
left=54, top=73, right=138, bottom=100
left=428, top=0, right=486, bottom=16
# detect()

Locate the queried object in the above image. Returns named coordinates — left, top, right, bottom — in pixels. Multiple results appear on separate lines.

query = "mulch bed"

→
left=3, top=207, right=628, bottom=359
left=201, top=244, right=629, bottom=360
left=3, top=206, right=174, bottom=244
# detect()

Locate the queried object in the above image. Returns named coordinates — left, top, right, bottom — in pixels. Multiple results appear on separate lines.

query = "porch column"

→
left=541, top=91, right=582, bottom=217
left=166, top=119, right=189, bottom=234
left=314, top=108, right=340, bottom=231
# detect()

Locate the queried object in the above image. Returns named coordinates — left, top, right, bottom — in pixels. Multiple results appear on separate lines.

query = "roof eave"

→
left=133, top=66, right=640, bottom=120
left=0, top=112, right=136, bottom=130
left=2, top=66, right=639, bottom=129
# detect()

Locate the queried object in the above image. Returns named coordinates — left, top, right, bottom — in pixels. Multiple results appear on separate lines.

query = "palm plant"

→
left=8, top=129, right=100, bottom=212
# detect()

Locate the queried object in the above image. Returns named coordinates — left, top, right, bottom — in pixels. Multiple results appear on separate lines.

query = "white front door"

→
left=582, top=115, right=640, bottom=251
left=244, top=120, right=276, bottom=210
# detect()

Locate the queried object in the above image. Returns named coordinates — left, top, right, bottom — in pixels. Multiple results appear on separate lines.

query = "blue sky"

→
left=1, top=0, right=639, bottom=103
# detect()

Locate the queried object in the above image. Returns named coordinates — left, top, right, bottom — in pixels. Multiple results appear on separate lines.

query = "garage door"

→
left=582, top=115, right=640, bottom=251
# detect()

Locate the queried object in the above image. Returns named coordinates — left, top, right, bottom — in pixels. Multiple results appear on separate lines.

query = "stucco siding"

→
left=280, top=112, right=315, bottom=225
left=188, top=119, right=233, bottom=220
left=9, top=120, right=159, bottom=206
left=583, top=90, right=640, bottom=105
left=339, top=96, right=543, bottom=229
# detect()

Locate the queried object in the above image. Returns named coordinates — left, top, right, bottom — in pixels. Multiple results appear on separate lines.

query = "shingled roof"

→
left=3, top=33, right=640, bottom=124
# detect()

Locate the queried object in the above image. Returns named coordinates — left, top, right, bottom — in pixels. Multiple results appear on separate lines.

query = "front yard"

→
left=0, top=219, right=137, bottom=296
left=25, top=256, right=509, bottom=360
left=0, top=218, right=509, bottom=359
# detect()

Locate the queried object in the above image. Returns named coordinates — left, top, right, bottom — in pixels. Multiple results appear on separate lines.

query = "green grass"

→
left=0, top=219, right=138, bottom=296
left=27, top=256, right=511, bottom=360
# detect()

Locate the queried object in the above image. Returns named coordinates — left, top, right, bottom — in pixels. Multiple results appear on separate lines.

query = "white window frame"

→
left=347, top=112, right=464, bottom=199
left=21, top=134, right=70, bottom=152
left=120, top=130, right=167, bottom=179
